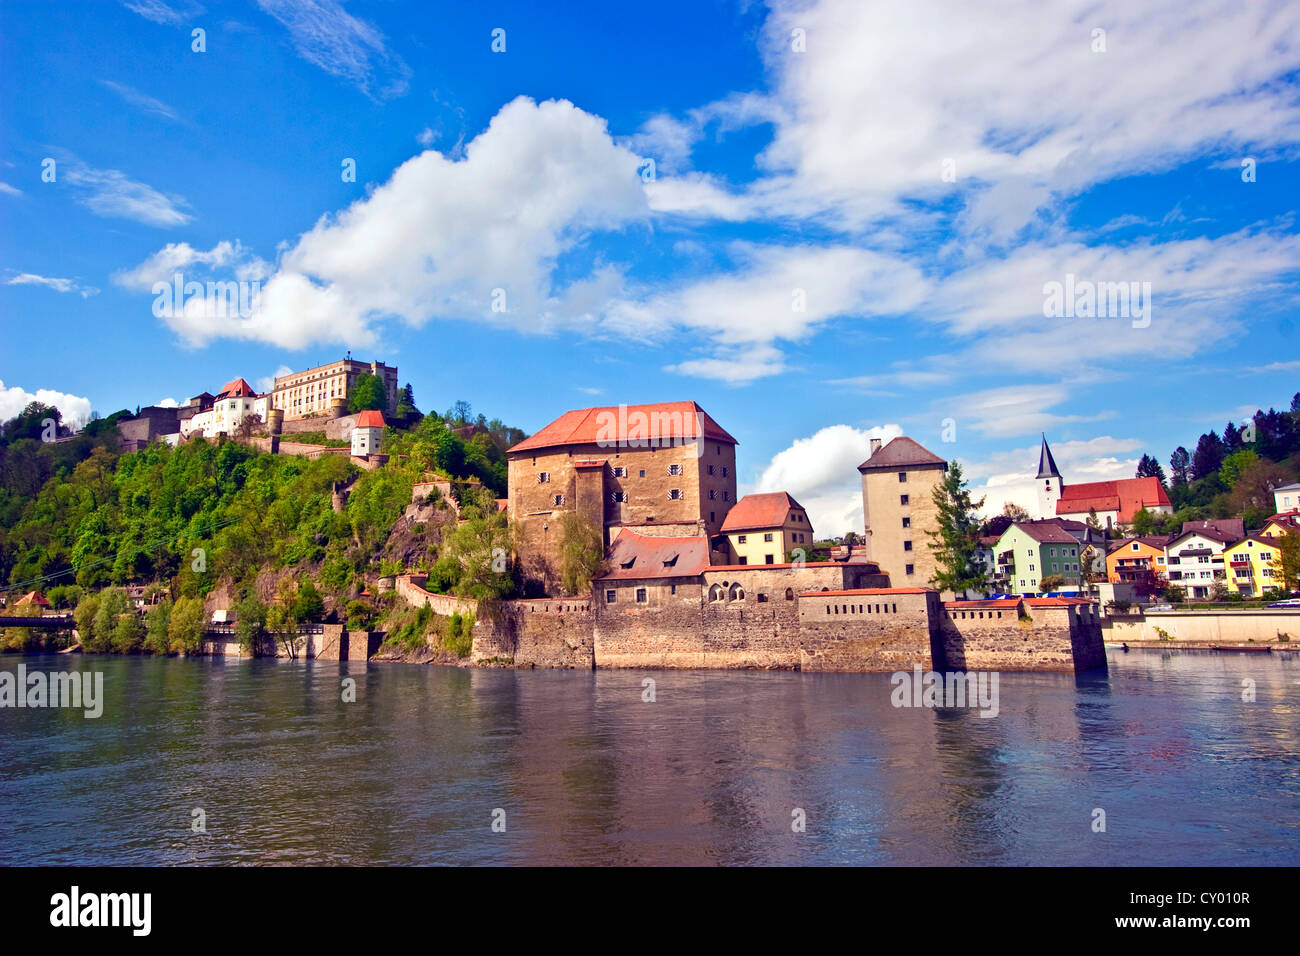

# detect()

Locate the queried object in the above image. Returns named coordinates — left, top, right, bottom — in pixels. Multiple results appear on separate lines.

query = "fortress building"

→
left=858, top=436, right=948, bottom=589
left=506, top=402, right=738, bottom=587
left=271, top=357, right=398, bottom=421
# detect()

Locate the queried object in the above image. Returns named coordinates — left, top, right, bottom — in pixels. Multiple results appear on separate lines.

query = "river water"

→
left=1, top=650, right=1297, bottom=865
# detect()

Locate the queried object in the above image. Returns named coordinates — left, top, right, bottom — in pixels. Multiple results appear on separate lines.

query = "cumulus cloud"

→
left=137, top=96, right=647, bottom=349
left=0, top=380, right=93, bottom=429
left=113, top=240, right=247, bottom=291
left=156, top=397, right=180, bottom=408
left=748, top=423, right=904, bottom=537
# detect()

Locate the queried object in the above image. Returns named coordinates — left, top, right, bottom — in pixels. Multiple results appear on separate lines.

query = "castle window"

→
left=900, top=495, right=909, bottom=506
left=613, top=466, right=626, bottom=478
left=906, top=564, right=915, bottom=575
left=553, top=494, right=564, bottom=506
left=765, top=555, right=775, bottom=564
left=709, top=584, right=725, bottom=602
left=785, top=588, right=794, bottom=600
left=892, top=604, right=897, bottom=613
left=639, top=469, right=646, bottom=478
left=605, top=590, right=616, bottom=604
left=903, top=541, right=912, bottom=551
left=898, top=472, right=907, bottom=482
left=668, top=489, right=682, bottom=500
left=611, top=491, right=627, bottom=503
left=668, top=464, right=683, bottom=476
left=902, top=517, right=910, bottom=528
left=537, top=472, right=550, bottom=483
left=709, top=490, right=716, bottom=500
left=722, top=491, right=729, bottom=501
left=708, top=465, right=715, bottom=475
left=635, top=588, right=647, bottom=603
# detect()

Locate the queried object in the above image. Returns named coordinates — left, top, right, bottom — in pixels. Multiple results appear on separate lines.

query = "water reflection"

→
left=0, top=650, right=1296, bottom=865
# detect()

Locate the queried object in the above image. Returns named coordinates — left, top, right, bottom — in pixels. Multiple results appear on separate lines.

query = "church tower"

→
left=1036, top=434, right=1063, bottom=518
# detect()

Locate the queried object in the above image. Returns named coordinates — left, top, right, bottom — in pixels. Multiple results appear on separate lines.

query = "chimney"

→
left=869, top=437, right=882, bottom=456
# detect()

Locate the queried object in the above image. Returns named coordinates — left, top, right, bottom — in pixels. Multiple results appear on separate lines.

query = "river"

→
left=1, top=649, right=1297, bottom=865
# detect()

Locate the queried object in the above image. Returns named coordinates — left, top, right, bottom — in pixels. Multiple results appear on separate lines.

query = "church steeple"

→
left=1035, top=434, right=1064, bottom=519
left=1036, top=434, right=1061, bottom=480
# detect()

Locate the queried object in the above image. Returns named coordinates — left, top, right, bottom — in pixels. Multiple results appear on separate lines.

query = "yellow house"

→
left=1262, top=511, right=1299, bottom=540
left=1223, top=535, right=1281, bottom=597
left=720, top=492, right=814, bottom=565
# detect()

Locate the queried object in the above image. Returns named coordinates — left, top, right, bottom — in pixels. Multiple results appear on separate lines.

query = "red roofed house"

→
left=507, top=402, right=739, bottom=589
left=1035, top=435, right=1172, bottom=530
left=350, top=410, right=386, bottom=457
left=720, top=492, right=815, bottom=565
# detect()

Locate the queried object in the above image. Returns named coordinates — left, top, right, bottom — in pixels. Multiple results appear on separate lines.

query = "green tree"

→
left=1218, top=448, right=1259, bottom=489
left=347, top=373, right=387, bottom=413
left=111, top=610, right=145, bottom=653
left=73, top=592, right=101, bottom=649
left=292, top=579, right=325, bottom=623
left=90, top=587, right=128, bottom=653
left=168, top=596, right=205, bottom=654
left=1038, top=574, right=1066, bottom=593
left=558, top=512, right=604, bottom=596
left=1129, top=508, right=1159, bottom=536
left=233, top=594, right=267, bottom=653
left=145, top=598, right=172, bottom=654
left=925, top=461, right=987, bottom=597
left=1273, top=533, right=1300, bottom=593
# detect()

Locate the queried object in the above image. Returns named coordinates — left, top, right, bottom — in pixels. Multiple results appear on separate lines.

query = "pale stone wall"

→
left=862, top=462, right=946, bottom=590
left=1105, top=609, right=1300, bottom=643
left=797, top=591, right=937, bottom=672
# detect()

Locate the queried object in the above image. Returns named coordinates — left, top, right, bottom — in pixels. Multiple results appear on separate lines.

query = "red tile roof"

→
left=944, top=598, right=1024, bottom=608
left=354, top=410, right=386, bottom=428
left=857, top=436, right=946, bottom=472
left=720, top=491, right=806, bottom=533
left=597, top=529, right=711, bottom=581
left=216, top=377, right=256, bottom=398
left=17, top=590, right=50, bottom=607
left=508, top=402, right=737, bottom=454
left=708, top=561, right=881, bottom=573
left=1056, top=476, right=1170, bottom=523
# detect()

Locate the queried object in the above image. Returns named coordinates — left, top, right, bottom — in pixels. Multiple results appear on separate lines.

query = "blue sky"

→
left=2, top=0, right=1299, bottom=534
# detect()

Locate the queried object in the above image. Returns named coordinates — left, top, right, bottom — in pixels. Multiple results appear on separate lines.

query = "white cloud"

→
left=748, top=423, right=903, bottom=537
left=621, top=243, right=927, bottom=383
left=658, top=0, right=1300, bottom=232
left=417, top=127, right=435, bottom=147
left=255, top=0, right=411, bottom=100
left=99, top=80, right=182, bottom=122
left=0, top=380, right=93, bottom=429
left=143, top=96, right=648, bottom=349
left=935, top=384, right=1114, bottom=440
left=6, top=273, right=99, bottom=298
left=63, top=161, right=191, bottom=227
left=156, top=397, right=179, bottom=408
left=121, top=0, right=202, bottom=25
left=0, top=182, right=21, bottom=197
left=113, top=240, right=245, bottom=291
left=256, top=365, right=293, bottom=394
